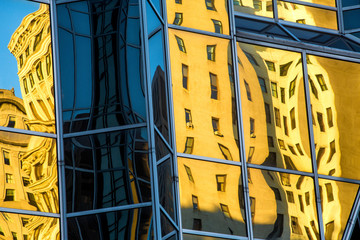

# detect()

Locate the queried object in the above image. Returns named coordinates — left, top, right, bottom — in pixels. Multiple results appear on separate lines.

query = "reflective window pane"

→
left=307, top=55, right=360, bottom=180
left=178, top=157, right=246, bottom=237
left=0, top=2, right=55, bottom=133
left=170, top=30, right=240, bottom=162
left=67, top=207, right=152, bottom=240
left=278, top=1, right=337, bottom=30
left=0, top=212, right=59, bottom=240
left=318, top=179, right=359, bottom=240
left=167, top=0, right=230, bottom=35
left=238, top=42, right=312, bottom=172
left=158, top=158, right=176, bottom=220
left=249, top=168, right=319, bottom=239
left=58, top=0, right=146, bottom=133
left=0, top=130, right=58, bottom=213
left=64, top=128, right=150, bottom=212
left=234, top=0, right=274, bottom=19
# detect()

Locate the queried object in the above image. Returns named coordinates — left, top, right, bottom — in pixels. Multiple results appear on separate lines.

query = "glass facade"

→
left=0, top=0, right=360, bottom=239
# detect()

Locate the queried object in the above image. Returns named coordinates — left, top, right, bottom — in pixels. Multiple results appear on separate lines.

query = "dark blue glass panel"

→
left=75, top=36, right=92, bottom=110
left=57, top=5, right=71, bottom=29
left=235, top=17, right=270, bottom=32
left=69, top=1, right=89, bottom=12
left=150, top=0, right=162, bottom=17
left=146, top=1, right=161, bottom=35
left=342, top=0, right=360, bottom=7
left=58, top=28, right=74, bottom=110
left=344, top=9, right=360, bottom=30
left=72, top=11, right=91, bottom=35
left=67, top=207, right=152, bottom=239
left=158, top=158, right=175, bottom=220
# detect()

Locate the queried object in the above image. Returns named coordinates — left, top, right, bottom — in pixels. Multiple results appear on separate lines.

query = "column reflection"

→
left=169, top=29, right=240, bottom=162
left=178, top=157, right=246, bottom=237
left=238, top=42, right=312, bottom=172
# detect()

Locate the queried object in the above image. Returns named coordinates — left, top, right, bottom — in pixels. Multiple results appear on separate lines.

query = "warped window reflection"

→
left=238, top=42, right=312, bottom=172
left=178, top=157, right=246, bottom=237
left=170, top=30, right=239, bottom=161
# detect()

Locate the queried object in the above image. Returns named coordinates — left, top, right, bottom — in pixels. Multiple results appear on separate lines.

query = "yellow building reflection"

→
left=169, top=29, right=239, bottom=162
left=234, top=0, right=337, bottom=30
left=178, top=157, right=246, bottom=236
left=167, top=0, right=230, bottom=35
left=0, top=3, right=59, bottom=240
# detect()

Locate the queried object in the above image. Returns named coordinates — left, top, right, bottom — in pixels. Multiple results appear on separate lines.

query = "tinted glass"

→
left=249, top=168, right=319, bottom=239
left=64, top=128, right=150, bottom=212
left=0, top=130, right=58, bottom=213
left=238, top=42, right=312, bottom=172
left=307, top=55, right=360, bottom=180
left=58, top=0, right=146, bottom=133
left=178, top=157, right=246, bottom=237
left=67, top=207, right=152, bottom=240
left=158, top=158, right=176, bottom=220
left=0, top=1, right=55, bottom=133
left=169, top=29, right=240, bottom=161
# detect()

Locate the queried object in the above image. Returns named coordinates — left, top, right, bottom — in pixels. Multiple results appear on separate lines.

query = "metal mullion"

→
left=301, top=51, right=325, bottom=240
left=163, top=230, right=176, bottom=240
left=234, top=11, right=276, bottom=23
left=177, top=153, right=242, bottom=168
left=280, top=20, right=339, bottom=35
left=236, top=34, right=360, bottom=61
left=162, top=0, right=182, bottom=237
left=281, top=0, right=337, bottom=11
left=168, top=24, right=232, bottom=40
left=228, top=0, right=253, bottom=239
left=276, top=23, right=301, bottom=41
left=345, top=28, right=360, bottom=34
left=66, top=202, right=152, bottom=218
left=0, top=126, right=56, bottom=139
left=154, top=126, right=174, bottom=154
left=56, top=0, right=83, bottom=4
left=50, top=1, right=67, bottom=240
left=0, top=207, right=60, bottom=218
left=182, top=229, right=248, bottom=240
left=157, top=154, right=171, bottom=165
left=247, top=163, right=314, bottom=177
left=342, top=5, right=360, bottom=11
left=31, top=0, right=50, bottom=4
left=139, top=0, right=162, bottom=238
left=318, top=174, right=360, bottom=185
left=147, top=0, right=165, bottom=25
left=335, top=0, right=344, bottom=34
left=273, top=0, right=279, bottom=20
left=63, top=122, right=146, bottom=138
left=159, top=205, right=179, bottom=231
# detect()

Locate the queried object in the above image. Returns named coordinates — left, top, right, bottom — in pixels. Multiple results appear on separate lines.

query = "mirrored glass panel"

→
left=178, top=157, right=246, bottom=237
left=169, top=29, right=240, bottom=161
left=318, top=179, right=359, bottom=240
left=307, top=55, right=360, bottom=180
left=0, top=1, right=55, bottom=133
left=58, top=0, right=146, bottom=133
left=167, top=0, right=230, bottom=35
left=233, top=0, right=274, bottom=19
left=249, top=168, right=319, bottom=239
left=297, top=0, right=335, bottom=7
left=67, top=207, right=152, bottom=240
left=238, top=42, right=312, bottom=172
left=64, top=127, right=150, bottom=212
left=158, top=158, right=176, bottom=221
left=278, top=1, right=337, bottom=30
left=0, top=130, right=58, bottom=213
left=0, top=212, right=59, bottom=240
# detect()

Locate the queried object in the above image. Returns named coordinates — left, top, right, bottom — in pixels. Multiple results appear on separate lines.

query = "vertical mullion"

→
left=336, top=0, right=344, bottom=34
left=301, top=51, right=325, bottom=240
left=273, top=0, right=279, bottom=21
left=50, top=0, right=67, bottom=239
left=228, top=0, right=254, bottom=239
left=139, top=0, right=162, bottom=238
left=161, top=0, right=183, bottom=238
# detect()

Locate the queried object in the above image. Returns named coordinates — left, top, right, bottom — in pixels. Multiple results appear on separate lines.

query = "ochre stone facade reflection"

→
left=0, top=3, right=59, bottom=240
left=169, top=29, right=239, bottom=161
left=234, top=0, right=337, bottom=30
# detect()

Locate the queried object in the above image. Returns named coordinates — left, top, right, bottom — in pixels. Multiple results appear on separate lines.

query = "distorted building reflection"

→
left=0, top=3, right=60, bottom=240
left=234, top=0, right=337, bottom=30
left=169, top=29, right=239, bottom=162
left=178, top=157, right=246, bottom=237
left=167, top=0, right=230, bottom=35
